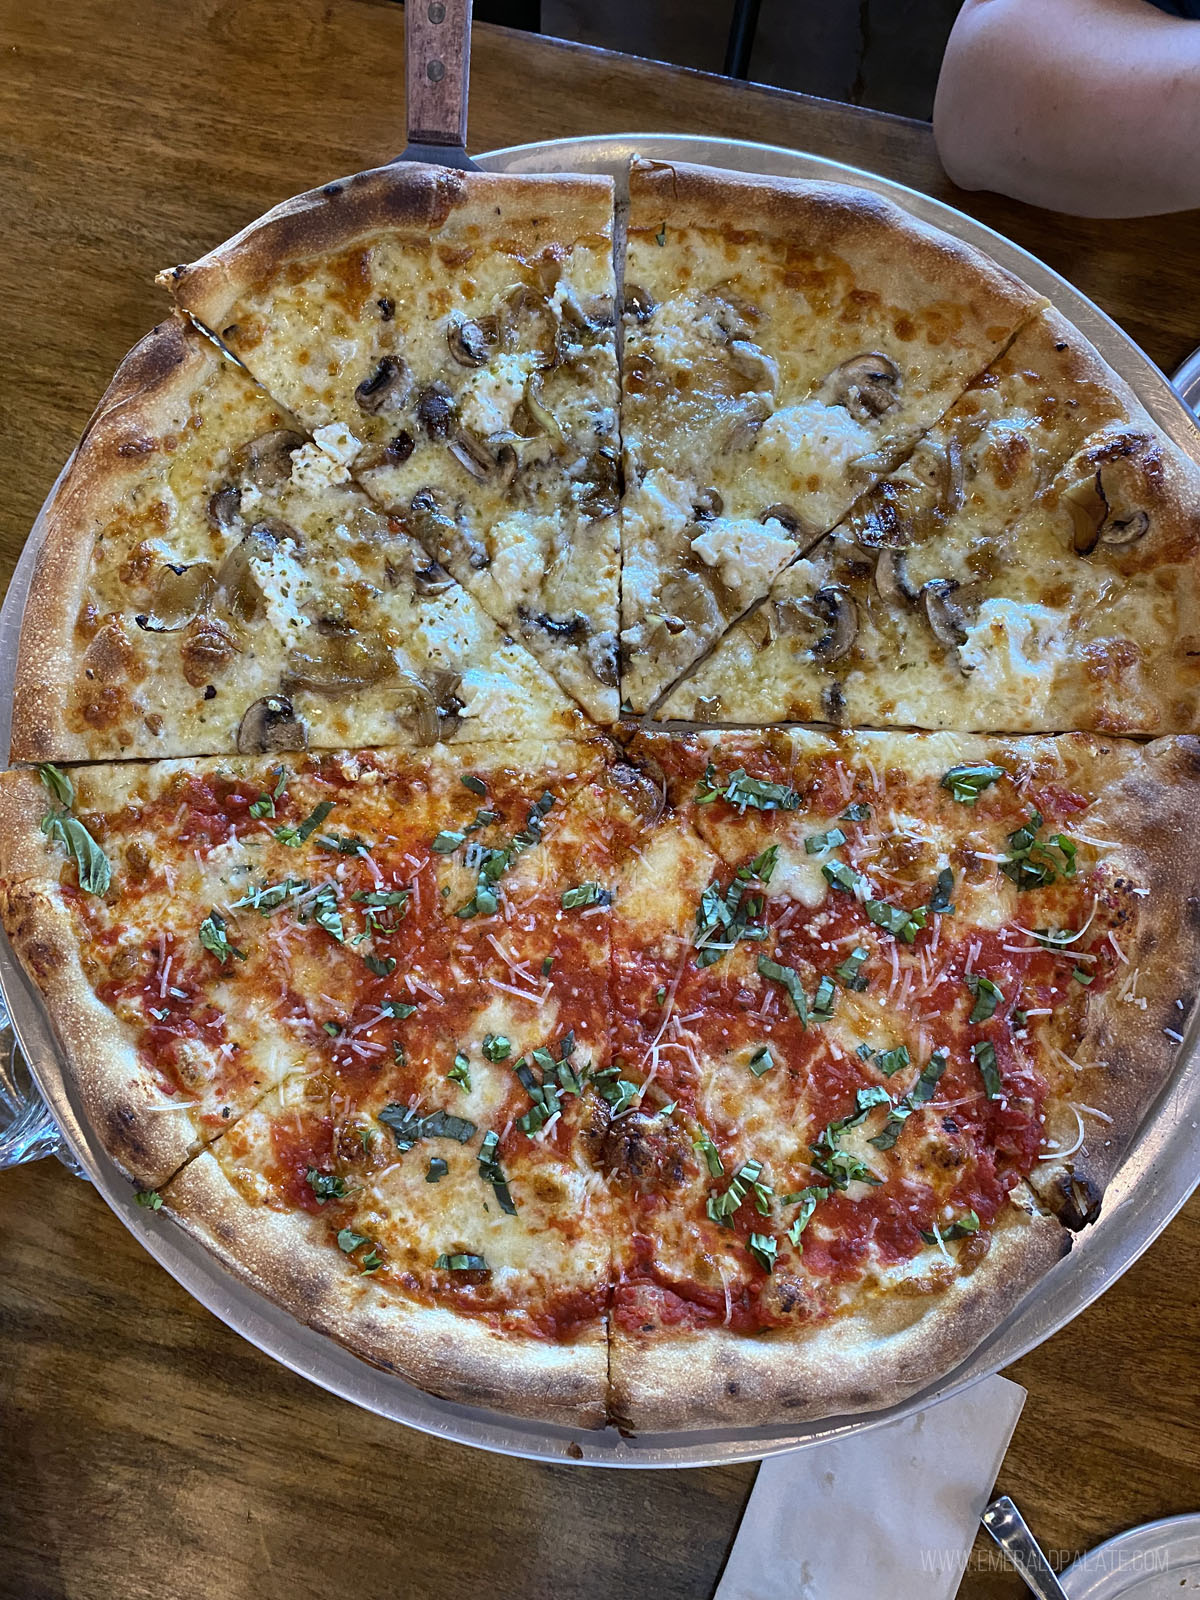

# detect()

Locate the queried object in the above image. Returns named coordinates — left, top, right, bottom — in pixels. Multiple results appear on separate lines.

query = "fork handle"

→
left=405, top=0, right=473, bottom=149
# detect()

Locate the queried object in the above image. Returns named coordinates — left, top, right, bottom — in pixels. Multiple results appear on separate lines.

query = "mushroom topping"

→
left=811, top=586, right=858, bottom=662
left=215, top=522, right=299, bottom=625
left=416, top=383, right=456, bottom=440
left=922, top=579, right=969, bottom=649
left=611, top=759, right=665, bottom=826
left=208, top=486, right=241, bottom=533
left=760, top=503, right=804, bottom=536
left=584, top=629, right=619, bottom=688
left=388, top=667, right=463, bottom=746
left=728, top=340, right=779, bottom=392
left=724, top=395, right=772, bottom=453
left=231, top=429, right=305, bottom=489
left=559, top=288, right=615, bottom=340
left=623, top=284, right=656, bottom=323
left=135, top=562, right=217, bottom=633
left=447, top=432, right=519, bottom=493
left=412, top=559, right=455, bottom=596
left=354, top=355, right=413, bottom=416
left=578, top=448, right=620, bottom=520
left=846, top=481, right=916, bottom=550
left=1063, top=469, right=1151, bottom=555
left=703, top=285, right=760, bottom=342
left=282, top=631, right=396, bottom=694
left=874, top=549, right=917, bottom=607
left=447, top=316, right=498, bottom=368
left=693, top=488, right=724, bottom=520
left=822, top=353, right=902, bottom=423
left=408, top=489, right=490, bottom=571
left=523, top=372, right=564, bottom=443
left=236, top=694, right=308, bottom=754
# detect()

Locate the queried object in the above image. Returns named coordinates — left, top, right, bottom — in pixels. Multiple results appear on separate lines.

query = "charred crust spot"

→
left=117, top=437, right=155, bottom=458
left=1058, top=1171, right=1102, bottom=1230
left=377, top=297, right=395, bottom=321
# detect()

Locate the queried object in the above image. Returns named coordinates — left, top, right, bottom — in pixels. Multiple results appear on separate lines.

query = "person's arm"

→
left=933, top=0, right=1200, bottom=216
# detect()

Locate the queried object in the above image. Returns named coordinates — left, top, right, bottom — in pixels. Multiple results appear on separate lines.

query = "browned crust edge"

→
left=1029, top=733, right=1200, bottom=1223
left=609, top=1186, right=1068, bottom=1432
left=161, top=1148, right=609, bottom=1429
left=161, top=163, right=615, bottom=335
left=9, top=316, right=227, bottom=764
left=627, top=156, right=1040, bottom=331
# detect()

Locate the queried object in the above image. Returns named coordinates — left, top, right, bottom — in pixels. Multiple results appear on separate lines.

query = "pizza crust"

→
left=609, top=1185, right=1068, bottom=1432
left=162, top=1147, right=610, bottom=1429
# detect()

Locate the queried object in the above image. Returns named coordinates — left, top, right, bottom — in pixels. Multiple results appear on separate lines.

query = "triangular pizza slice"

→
left=12, top=317, right=583, bottom=762
left=618, top=158, right=1040, bottom=712
left=161, top=164, right=622, bottom=722
left=658, top=309, right=1200, bottom=733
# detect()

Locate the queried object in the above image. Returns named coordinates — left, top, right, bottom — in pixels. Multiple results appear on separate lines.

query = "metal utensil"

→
left=398, top=0, right=479, bottom=169
left=984, top=1496, right=1071, bottom=1600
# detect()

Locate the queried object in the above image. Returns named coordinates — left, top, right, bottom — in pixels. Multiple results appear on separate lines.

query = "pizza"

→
left=659, top=308, right=1200, bottom=733
left=3, top=154, right=1200, bottom=1434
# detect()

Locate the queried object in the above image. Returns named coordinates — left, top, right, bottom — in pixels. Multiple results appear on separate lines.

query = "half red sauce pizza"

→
left=1, top=727, right=1196, bottom=1429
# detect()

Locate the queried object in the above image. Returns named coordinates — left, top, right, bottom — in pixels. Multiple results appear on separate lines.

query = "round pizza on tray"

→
left=2, top=157, right=1199, bottom=1434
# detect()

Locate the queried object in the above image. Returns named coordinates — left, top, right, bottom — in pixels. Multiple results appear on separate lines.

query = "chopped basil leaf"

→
left=454, top=792, right=556, bottom=918
left=655, top=985, right=666, bottom=1005
left=338, top=1227, right=370, bottom=1254
left=944, top=1209, right=981, bottom=1240
left=542, top=955, right=554, bottom=976
left=353, top=888, right=410, bottom=910
left=198, top=908, right=245, bottom=965
left=973, top=1039, right=1002, bottom=1098
left=929, top=866, right=955, bottom=914
left=447, top=1055, right=472, bottom=1090
left=478, top=1130, right=517, bottom=1215
left=230, top=877, right=308, bottom=914
left=38, top=763, right=75, bottom=809
left=1012, top=1008, right=1028, bottom=1028
left=812, top=974, right=836, bottom=1019
left=744, top=844, right=779, bottom=883
left=562, top=881, right=613, bottom=909
left=695, top=763, right=800, bottom=811
left=378, top=1104, right=477, bottom=1152
left=866, top=898, right=928, bottom=943
left=482, top=1033, right=511, bottom=1062
left=706, top=1160, right=764, bottom=1225
left=1054, top=835, right=1078, bottom=878
left=304, top=883, right=345, bottom=943
left=757, top=955, right=808, bottom=1023
left=747, top=1233, right=778, bottom=1273
left=323, top=1021, right=341, bottom=1036
left=966, top=972, right=1004, bottom=1023
left=135, top=1189, right=163, bottom=1211
left=249, top=767, right=287, bottom=819
left=426, top=1157, right=449, bottom=1183
left=306, top=1167, right=347, bottom=1202
left=694, top=1129, right=724, bottom=1177
left=380, top=1000, right=417, bottom=1019
left=592, top=1065, right=639, bottom=1117
left=432, top=830, right=465, bottom=853
left=40, top=812, right=111, bottom=896
left=857, top=1042, right=876, bottom=1061
left=436, top=1252, right=488, bottom=1271
left=1001, top=812, right=1077, bottom=891
left=835, top=945, right=870, bottom=990
left=823, top=858, right=866, bottom=896
left=695, top=867, right=770, bottom=967
left=856, top=1085, right=892, bottom=1114
left=363, top=953, right=396, bottom=977
left=783, top=1185, right=830, bottom=1248
left=870, top=1049, right=947, bottom=1148
left=876, top=1044, right=911, bottom=1077
left=1073, top=966, right=1094, bottom=986
left=359, top=1248, right=383, bottom=1274
left=841, top=802, right=871, bottom=822
left=274, top=798, right=335, bottom=847
left=941, top=763, right=1005, bottom=804
left=805, top=827, right=847, bottom=855
left=748, top=1045, right=775, bottom=1077
left=461, top=774, right=488, bottom=796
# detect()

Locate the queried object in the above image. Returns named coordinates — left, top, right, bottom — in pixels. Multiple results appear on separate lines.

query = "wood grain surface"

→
left=0, top=5, right=1197, bottom=1598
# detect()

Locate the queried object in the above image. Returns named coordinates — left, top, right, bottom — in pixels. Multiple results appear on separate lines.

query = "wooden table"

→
left=1, top=4, right=1197, bottom=1596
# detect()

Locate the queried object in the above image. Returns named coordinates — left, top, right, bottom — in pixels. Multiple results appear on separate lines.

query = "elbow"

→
left=932, top=5, right=1022, bottom=196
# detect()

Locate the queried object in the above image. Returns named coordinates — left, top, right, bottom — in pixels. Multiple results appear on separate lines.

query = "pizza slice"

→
left=599, top=727, right=1200, bottom=1428
left=160, top=164, right=622, bottom=722
left=157, top=762, right=619, bottom=1426
left=658, top=310, right=1200, bottom=734
left=618, top=158, right=1040, bottom=712
left=12, top=317, right=584, bottom=762
left=0, top=737, right=609, bottom=1190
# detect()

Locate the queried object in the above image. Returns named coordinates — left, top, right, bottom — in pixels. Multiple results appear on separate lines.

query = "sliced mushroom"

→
left=874, top=549, right=917, bottom=607
left=412, top=559, right=455, bottom=596
left=703, top=285, right=760, bottom=342
left=215, top=521, right=298, bottom=625
left=846, top=481, right=916, bottom=550
left=623, top=284, right=656, bottom=323
left=385, top=667, right=462, bottom=746
left=354, top=355, right=412, bottom=415
left=523, top=372, right=564, bottom=443
left=207, top=486, right=241, bottom=533
left=529, top=610, right=587, bottom=639
left=922, top=579, right=969, bottom=649
left=724, top=395, right=772, bottom=453
left=584, top=629, right=619, bottom=688
left=693, top=488, right=724, bottom=521
left=134, top=562, right=217, bottom=633
left=231, top=430, right=305, bottom=489
left=578, top=448, right=620, bottom=520
left=728, top=340, right=778, bottom=392
left=760, top=503, right=803, bottom=535
left=447, top=316, right=498, bottom=368
left=408, top=489, right=490, bottom=571
left=811, top=586, right=858, bottom=662
left=822, top=353, right=902, bottom=423
left=416, top=383, right=455, bottom=440
left=1063, top=469, right=1151, bottom=555
left=236, top=694, right=307, bottom=754
left=282, top=631, right=396, bottom=694
left=448, top=430, right=496, bottom=482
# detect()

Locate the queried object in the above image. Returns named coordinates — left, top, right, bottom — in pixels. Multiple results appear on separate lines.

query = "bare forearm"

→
left=934, top=0, right=1200, bottom=216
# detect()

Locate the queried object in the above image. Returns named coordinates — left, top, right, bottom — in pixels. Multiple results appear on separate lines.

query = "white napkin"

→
left=714, top=1375, right=1026, bottom=1600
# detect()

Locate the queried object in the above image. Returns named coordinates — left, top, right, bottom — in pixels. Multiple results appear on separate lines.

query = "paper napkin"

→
left=713, top=1375, right=1026, bottom=1600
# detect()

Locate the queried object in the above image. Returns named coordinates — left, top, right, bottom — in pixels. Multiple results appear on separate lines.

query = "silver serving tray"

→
left=2, top=133, right=1198, bottom=1468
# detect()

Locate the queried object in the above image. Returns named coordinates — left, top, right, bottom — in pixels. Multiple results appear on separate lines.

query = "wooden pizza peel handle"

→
left=405, top=0, right=473, bottom=153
